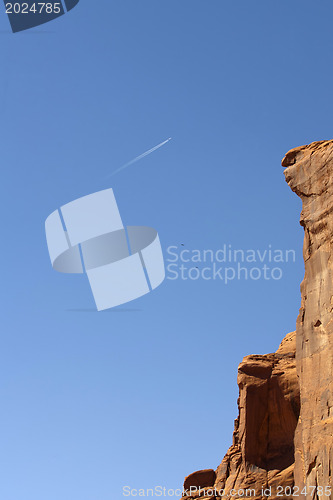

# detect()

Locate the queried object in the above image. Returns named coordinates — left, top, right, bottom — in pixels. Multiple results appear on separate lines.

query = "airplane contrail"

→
left=108, top=137, right=172, bottom=177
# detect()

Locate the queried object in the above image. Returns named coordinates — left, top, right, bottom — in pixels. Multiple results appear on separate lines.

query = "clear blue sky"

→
left=0, top=1, right=331, bottom=499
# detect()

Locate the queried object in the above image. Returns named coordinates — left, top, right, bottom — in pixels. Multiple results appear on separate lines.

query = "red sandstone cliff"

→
left=282, top=140, right=333, bottom=497
left=180, top=141, right=333, bottom=500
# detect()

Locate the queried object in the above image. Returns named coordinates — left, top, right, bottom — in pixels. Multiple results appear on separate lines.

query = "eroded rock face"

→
left=282, top=140, right=333, bottom=496
left=182, top=332, right=300, bottom=500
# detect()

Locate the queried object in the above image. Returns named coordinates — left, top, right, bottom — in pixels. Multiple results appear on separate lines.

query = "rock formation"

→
left=180, top=140, right=333, bottom=499
left=181, top=332, right=299, bottom=500
left=283, top=140, right=333, bottom=496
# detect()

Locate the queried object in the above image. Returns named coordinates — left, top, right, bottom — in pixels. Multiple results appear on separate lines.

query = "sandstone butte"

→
left=180, top=140, right=333, bottom=500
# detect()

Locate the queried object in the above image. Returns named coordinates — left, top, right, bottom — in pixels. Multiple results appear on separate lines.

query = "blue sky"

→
left=0, top=1, right=332, bottom=499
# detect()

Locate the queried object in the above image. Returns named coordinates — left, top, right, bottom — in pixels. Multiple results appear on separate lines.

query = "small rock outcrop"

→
left=184, top=470, right=216, bottom=492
